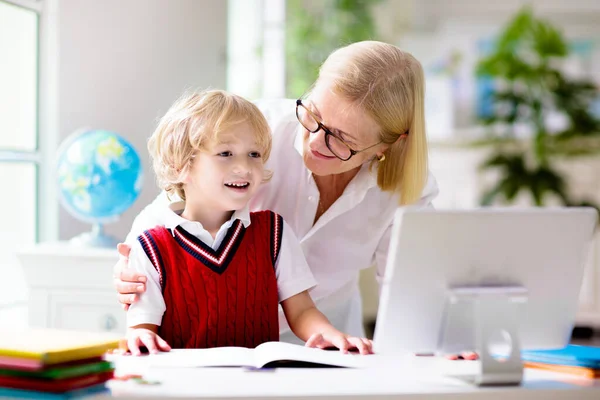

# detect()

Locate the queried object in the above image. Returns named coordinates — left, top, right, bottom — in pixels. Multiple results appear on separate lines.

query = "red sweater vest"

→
left=137, top=211, right=283, bottom=349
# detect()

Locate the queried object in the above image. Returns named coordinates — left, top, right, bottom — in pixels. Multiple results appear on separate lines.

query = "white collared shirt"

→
left=127, top=203, right=317, bottom=328
left=126, top=99, right=438, bottom=342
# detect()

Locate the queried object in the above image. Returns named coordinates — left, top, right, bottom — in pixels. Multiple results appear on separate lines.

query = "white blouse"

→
left=125, top=99, right=439, bottom=343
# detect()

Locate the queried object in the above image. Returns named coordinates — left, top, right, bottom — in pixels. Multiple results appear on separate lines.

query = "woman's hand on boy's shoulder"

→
left=305, top=330, right=373, bottom=355
left=113, top=243, right=148, bottom=310
left=126, top=326, right=171, bottom=356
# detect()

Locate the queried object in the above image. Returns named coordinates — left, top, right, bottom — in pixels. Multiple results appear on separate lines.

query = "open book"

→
left=141, top=342, right=369, bottom=369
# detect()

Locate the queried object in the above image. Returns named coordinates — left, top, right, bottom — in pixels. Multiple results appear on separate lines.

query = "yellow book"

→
left=0, top=328, right=121, bottom=366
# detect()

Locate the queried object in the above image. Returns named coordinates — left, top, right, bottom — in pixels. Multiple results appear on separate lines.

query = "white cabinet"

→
left=47, top=291, right=125, bottom=333
left=16, top=242, right=125, bottom=334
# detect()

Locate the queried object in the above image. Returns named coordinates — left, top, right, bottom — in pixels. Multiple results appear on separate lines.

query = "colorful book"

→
left=0, top=355, right=47, bottom=371
left=521, top=345, right=600, bottom=369
left=0, top=371, right=113, bottom=393
left=0, top=329, right=121, bottom=366
left=0, top=383, right=109, bottom=399
left=0, top=360, right=113, bottom=380
left=524, top=361, right=600, bottom=379
left=0, top=356, right=104, bottom=372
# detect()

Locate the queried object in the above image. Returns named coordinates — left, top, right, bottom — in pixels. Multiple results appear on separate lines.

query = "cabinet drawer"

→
left=49, top=291, right=126, bottom=334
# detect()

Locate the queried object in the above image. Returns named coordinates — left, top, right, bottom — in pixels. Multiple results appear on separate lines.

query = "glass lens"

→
left=297, top=106, right=319, bottom=132
left=325, top=134, right=352, bottom=160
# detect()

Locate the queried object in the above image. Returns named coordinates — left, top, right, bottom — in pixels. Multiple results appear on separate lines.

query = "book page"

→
left=145, top=347, right=255, bottom=368
left=254, top=342, right=367, bottom=368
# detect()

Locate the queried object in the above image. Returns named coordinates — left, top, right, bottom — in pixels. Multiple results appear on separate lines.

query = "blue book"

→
left=521, top=345, right=600, bottom=369
left=0, top=383, right=108, bottom=399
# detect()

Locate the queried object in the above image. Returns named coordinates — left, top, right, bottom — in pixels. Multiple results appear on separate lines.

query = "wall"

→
left=372, top=0, right=600, bottom=34
left=55, top=0, right=227, bottom=242
left=359, top=0, right=600, bottom=329
left=0, top=0, right=226, bottom=323
left=392, top=0, right=600, bottom=130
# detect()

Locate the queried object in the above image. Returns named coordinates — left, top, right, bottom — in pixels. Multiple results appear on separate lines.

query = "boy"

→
left=126, top=90, right=372, bottom=355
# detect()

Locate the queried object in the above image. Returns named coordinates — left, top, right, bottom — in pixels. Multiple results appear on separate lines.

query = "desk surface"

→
left=99, top=355, right=600, bottom=399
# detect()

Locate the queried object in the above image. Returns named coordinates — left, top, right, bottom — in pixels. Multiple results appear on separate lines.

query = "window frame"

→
left=0, top=0, right=48, bottom=243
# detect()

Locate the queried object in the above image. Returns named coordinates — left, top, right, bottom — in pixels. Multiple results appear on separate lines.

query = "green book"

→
left=0, top=360, right=113, bottom=380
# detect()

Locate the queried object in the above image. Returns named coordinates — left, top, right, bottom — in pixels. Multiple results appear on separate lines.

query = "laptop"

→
left=373, top=207, right=597, bottom=356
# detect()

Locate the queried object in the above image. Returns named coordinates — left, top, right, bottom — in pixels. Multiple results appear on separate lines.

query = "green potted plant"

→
left=475, top=7, right=600, bottom=208
left=285, top=0, right=382, bottom=98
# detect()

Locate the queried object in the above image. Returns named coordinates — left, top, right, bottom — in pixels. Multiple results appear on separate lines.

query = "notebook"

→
left=0, top=371, right=114, bottom=393
left=524, top=361, right=600, bottom=379
left=521, top=345, right=600, bottom=369
left=0, top=329, right=121, bottom=366
left=0, top=356, right=104, bottom=372
left=0, top=382, right=110, bottom=399
left=0, top=360, right=113, bottom=379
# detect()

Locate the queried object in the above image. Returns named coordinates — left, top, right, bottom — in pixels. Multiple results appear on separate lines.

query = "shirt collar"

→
left=352, top=161, right=379, bottom=193
left=163, top=201, right=251, bottom=231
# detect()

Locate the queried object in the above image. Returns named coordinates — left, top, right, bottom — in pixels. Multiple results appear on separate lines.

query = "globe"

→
left=56, top=129, right=143, bottom=247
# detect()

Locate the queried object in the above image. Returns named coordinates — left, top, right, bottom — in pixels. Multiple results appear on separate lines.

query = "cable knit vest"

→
left=137, top=210, right=282, bottom=349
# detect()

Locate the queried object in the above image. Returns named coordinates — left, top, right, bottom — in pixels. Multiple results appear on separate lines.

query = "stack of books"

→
left=522, top=344, right=600, bottom=378
left=0, top=328, right=121, bottom=398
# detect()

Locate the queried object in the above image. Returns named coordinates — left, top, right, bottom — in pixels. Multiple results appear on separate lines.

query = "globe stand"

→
left=69, top=223, right=119, bottom=248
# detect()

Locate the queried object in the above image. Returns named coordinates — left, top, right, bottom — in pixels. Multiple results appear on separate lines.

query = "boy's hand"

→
left=113, top=243, right=147, bottom=310
left=126, top=328, right=171, bottom=356
left=305, top=330, right=373, bottom=355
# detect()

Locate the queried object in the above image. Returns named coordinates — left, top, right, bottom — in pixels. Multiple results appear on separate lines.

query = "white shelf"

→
left=16, top=242, right=126, bottom=334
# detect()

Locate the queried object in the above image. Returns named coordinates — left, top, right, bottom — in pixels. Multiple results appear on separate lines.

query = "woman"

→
left=114, top=40, right=438, bottom=346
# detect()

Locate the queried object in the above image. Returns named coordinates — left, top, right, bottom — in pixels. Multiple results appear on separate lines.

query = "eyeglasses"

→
left=295, top=99, right=382, bottom=161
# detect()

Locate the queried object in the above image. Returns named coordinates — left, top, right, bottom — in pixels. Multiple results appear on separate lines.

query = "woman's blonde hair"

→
left=147, top=89, right=272, bottom=200
left=317, top=41, right=428, bottom=206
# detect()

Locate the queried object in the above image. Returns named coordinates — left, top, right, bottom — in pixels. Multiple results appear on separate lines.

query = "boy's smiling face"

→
left=182, top=122, right=265, bottom=216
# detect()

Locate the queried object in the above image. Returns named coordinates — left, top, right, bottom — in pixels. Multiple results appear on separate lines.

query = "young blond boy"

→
left=126, top=90, right=372, bottom=355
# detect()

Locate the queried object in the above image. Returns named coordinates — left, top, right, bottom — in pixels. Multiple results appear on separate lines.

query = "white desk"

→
left=100, top=355, right=600, bottom=399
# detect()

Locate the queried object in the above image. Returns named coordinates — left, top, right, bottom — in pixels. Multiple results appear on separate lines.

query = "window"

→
left=0, top=0, right=40, bottom=248
left=226, top=0, right=286, bottom=99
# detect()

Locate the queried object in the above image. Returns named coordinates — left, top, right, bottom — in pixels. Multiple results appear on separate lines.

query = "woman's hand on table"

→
left=305, top=330, right=373, bottom=355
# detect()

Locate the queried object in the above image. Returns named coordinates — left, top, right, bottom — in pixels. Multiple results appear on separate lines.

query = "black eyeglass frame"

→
left=295, top=99, right=383, bottom=161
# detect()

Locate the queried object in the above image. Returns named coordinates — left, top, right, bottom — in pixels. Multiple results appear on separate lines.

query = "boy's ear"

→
left=181, top=170, right=192, bottom=184
left=177, top=165, right=192, bottom=184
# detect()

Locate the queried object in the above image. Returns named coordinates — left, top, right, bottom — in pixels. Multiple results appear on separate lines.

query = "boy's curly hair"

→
left=147, top=90, right=272, bottom=200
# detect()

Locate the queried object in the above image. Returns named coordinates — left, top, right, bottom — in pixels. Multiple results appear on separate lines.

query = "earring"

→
left=377, top=154, right=386, bottom=162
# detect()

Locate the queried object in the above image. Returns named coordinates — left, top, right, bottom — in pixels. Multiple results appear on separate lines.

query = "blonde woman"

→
left=114, top=41, right=438, bottom=347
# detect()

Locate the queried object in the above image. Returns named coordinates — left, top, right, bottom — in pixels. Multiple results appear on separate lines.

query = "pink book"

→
left=0, top=355, right=103, bottom=371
